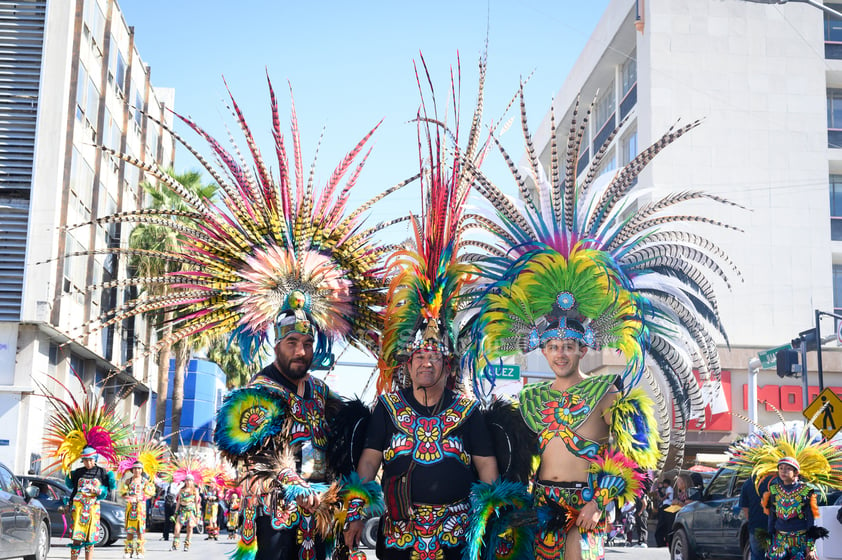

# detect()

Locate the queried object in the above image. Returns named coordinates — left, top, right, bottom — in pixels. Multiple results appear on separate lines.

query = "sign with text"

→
left=758, top=344, right=792, bottom=370
left=804, top=387, right=842, bottom=440
left=486, top=364, right=521, bottom=380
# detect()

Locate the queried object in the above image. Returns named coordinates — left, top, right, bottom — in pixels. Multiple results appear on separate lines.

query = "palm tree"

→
left=128, top=169, right=216, bottom=450
left=205, top=336, right=261, bottom=389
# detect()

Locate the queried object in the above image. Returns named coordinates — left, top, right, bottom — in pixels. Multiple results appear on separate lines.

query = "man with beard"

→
left=216, top=305, right=338, bottom=560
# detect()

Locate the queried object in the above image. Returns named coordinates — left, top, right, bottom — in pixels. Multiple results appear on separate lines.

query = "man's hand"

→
left=807, top=549, right=818, bottom=560
left=344, top=519, right=364, bottom=549
left=296, top=492, right=321, bottom=514
left=575, top=500, right=602, bottom=532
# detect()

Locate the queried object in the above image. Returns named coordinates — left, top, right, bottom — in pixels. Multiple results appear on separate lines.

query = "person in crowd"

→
left=120, top=461, right=156, bottom=558
left=764, top=457, right=822, bottom=560
left=740, top=473, right=771, bottom=560
left=67, top=447, right=117, bottom=560
left=172, top=474, right=201, bottom=552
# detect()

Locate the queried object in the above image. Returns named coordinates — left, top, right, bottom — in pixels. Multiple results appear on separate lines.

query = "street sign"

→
left=758, top=344, right=793, bottom=369
left=803, top=387, right=842, bottom=440
left=486, top=364, right=521, bottom=380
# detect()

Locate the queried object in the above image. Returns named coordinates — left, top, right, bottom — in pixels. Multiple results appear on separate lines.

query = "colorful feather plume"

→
left=41, top=376, right=132, bottom=474
left=464, top=479, right=534, bottom=560
left=376, top=52, right=493, bottom=391
left=608, top=388, right=661, bottom=471
left=65, top=74, right=413, bottom=368
left=214, top=387, right=285, bottom=459
left=116, top=430, right=170, bottom=477
left=728, top=410, right=842, bottom=491
left=465, top=88, right=743, bottom=466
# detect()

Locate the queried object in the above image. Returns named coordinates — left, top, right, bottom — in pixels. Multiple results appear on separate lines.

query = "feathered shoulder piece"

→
left=465, top=87, right=743, bottom=464
left=117, top=430, right=170, bottom=478
left=377, top=53, right=492, bottom=392
left=67, top=74, right=414, bottom=368
left=41, top=375, right=132, bottom=474
left=728, top=410, right=842, bottom=491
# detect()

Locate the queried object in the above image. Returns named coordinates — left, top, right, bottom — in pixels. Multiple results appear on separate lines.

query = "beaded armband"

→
left=336, top=472, right=385, bottom=530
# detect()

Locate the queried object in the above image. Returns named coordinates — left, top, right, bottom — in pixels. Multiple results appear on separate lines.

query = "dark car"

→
left=19, top=475, right=126, bottom=547
left=0, top=461, right=50, bottom=560
left=669, top=466, right=841, bottom=560
left=669, top=467, right=747, bottom=560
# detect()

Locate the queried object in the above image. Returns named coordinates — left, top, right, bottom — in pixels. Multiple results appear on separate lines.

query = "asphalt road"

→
left=36, top=534, right=671, bottom=560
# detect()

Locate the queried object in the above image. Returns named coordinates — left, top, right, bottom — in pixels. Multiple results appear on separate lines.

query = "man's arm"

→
left=344, top=448, right=383, bottom=549
left=472, top=455, right=499, bottom=484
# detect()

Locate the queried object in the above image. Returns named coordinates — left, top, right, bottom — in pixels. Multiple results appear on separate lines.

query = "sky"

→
left=117, top=0, right=614, bottom=398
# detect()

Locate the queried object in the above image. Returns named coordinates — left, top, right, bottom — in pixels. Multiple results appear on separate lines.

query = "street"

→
left=30, top=533, right=672, bottom=560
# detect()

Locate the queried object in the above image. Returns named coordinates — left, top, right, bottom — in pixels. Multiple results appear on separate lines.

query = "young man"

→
left=763, top=457, right=821, bottom=560
left=518, top=319, right=637, bottom=560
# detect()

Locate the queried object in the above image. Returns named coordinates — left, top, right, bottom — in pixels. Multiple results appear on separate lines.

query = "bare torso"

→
left=536, top=390, right=614, bottom=482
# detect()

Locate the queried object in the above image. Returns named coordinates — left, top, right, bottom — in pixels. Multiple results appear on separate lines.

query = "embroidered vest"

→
left=380, top=391, right=478, bottom=466
left=519, top=375, right=618, bottom=459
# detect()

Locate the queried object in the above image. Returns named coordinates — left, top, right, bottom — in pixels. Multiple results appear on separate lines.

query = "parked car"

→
left=669, top=466, right=841, bottom=560
left=0, top=461, right=50, bottom=560
left=19, top=474, right=125, bottom=547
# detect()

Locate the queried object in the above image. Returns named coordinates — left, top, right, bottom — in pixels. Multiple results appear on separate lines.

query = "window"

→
left=75, top=63, right=99, bottom=136
left=69, top=148, right=94, bottom=219
left=594, top=83, right=616, bottom=151
left=704, top=469, right=733, bottom=500
left=827, top=89, right=842, bottom=148
left=826, top=5, right=842, bottom=59
left=595, top=148, right=616, bottom=178
left=834, top=264, right=842, bottom=314
left=620, top=52, right=637, bottom=119
left=109, top=42, right=127, bottom=95
left=831, top=175, right=842, bottom=240
left=133, top=88, right=144, bottom=128
left=621, top=130, right=638, bottom=166
left=83, top=0, right=105, bottom=53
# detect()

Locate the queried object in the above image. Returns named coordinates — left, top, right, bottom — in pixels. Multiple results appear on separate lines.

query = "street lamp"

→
left=742, top=0, right=842, bottom=19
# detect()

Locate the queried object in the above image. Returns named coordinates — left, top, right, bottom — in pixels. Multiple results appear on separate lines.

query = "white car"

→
left=816, top=497, right=842, bottom=560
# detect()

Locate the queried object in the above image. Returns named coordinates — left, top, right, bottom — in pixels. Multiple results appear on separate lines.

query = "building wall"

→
left=0, top=0, right=176, bottom=473
left=524, top=0, right=842, bottom=461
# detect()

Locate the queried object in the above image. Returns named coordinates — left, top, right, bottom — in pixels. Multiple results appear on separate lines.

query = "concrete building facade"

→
left=0, top=0, right=175, bottom=471
left=519, top=0, right=842, bottom=461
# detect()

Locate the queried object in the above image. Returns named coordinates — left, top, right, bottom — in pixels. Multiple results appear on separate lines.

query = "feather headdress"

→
left=116, top=431, right=170, bottom=478
left=376, top=53, right=492, bottom=392
left=41, top=376, right=132, bottom=474
left=65, top=74, right=412, bottom=367
left=466, top=87, right=743, bottom=465
left=729, top=407, right=842, bottom=491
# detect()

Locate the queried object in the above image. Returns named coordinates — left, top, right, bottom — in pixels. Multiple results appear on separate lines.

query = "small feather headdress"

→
left=728, top=407, right=842, bottom=491
left=376, top=53, right=492, bottom=392
left=116, top=430, right=170, bottom=478
left=41, top=375, right=132, bottom=474
left=466, top=87, right=743, bottom=465
left=65, top=74, right=412, bottom=367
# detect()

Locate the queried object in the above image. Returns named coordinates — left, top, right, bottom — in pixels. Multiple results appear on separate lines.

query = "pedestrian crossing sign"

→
left=803, top=387, right=842, bottom=440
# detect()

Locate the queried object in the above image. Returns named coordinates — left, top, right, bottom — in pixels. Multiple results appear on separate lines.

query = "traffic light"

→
left=776, top=349, right=800, bottom=378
